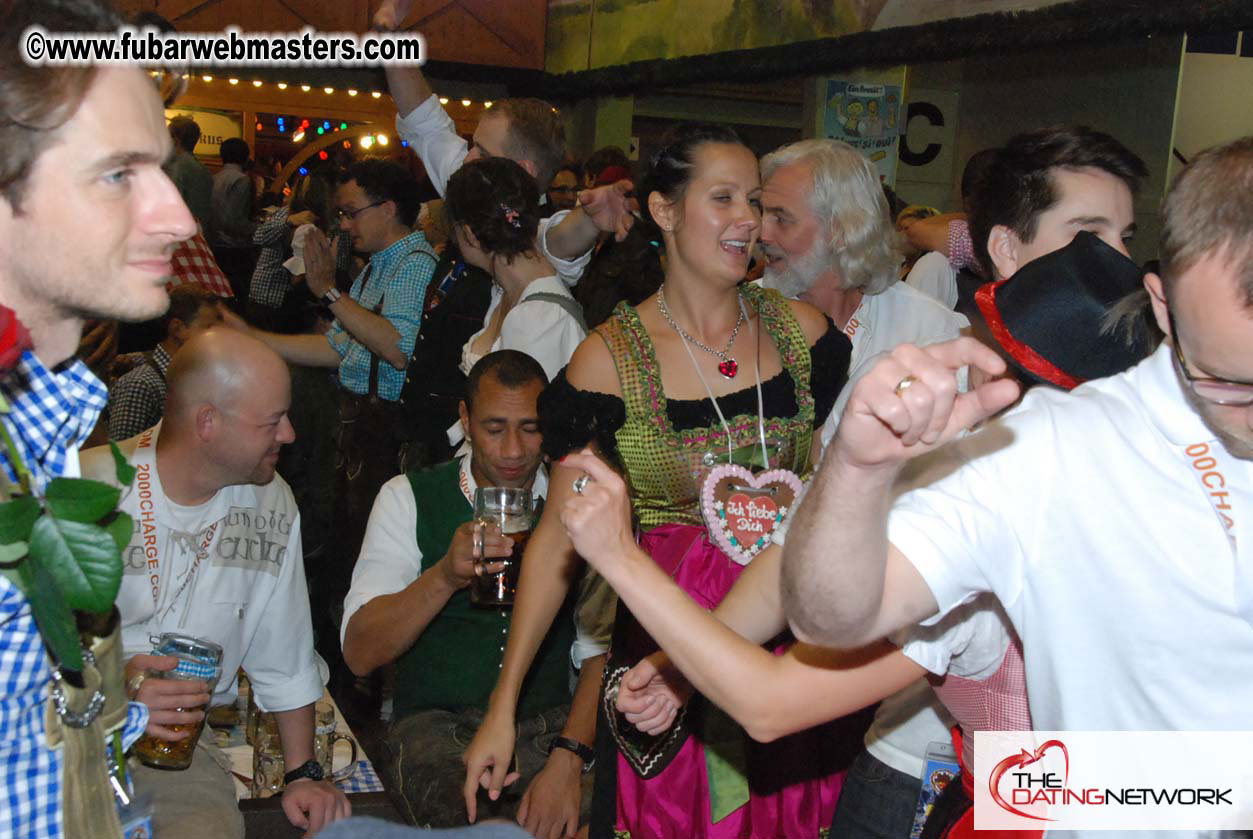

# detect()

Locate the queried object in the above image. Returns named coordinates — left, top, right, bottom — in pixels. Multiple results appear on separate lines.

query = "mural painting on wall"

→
left=547, top=0, right=1072, bottom=74
left=823, top=80, right=901, bottom=185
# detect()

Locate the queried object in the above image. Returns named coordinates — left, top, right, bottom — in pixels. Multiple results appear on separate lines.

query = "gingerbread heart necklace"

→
left=666, top=292, right=803, bottom=564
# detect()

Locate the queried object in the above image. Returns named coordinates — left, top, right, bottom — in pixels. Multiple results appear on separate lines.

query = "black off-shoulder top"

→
left=538, top=320, right=850, bottom=464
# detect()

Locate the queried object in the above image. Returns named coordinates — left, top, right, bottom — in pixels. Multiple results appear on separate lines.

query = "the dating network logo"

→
left=989, top=739, right=1070, bottom=821
left=975, top=731, right=1243, bottom=832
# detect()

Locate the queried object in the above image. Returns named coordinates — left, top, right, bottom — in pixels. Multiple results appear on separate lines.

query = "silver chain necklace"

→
left=657, top=288, right=744, bottom=379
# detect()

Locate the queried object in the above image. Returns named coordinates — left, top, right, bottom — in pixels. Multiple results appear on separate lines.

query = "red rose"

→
left=0, top=305, right=33, bottom=373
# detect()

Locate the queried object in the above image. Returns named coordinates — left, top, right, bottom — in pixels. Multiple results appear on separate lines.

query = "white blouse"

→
left=459, top=275, right=586, bottom=382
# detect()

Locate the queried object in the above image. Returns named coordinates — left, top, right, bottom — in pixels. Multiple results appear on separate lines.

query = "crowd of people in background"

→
left=3, top=1, right=1253, bottom=839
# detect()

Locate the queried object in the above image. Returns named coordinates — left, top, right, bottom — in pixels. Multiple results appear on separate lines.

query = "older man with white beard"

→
left=758, top=138, right=968, bottom=839
left=759, top=139, right=968, bottom=439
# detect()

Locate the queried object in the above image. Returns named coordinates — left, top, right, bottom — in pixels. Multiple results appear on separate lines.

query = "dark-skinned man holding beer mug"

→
left=342, top=350, right=612, bottom=836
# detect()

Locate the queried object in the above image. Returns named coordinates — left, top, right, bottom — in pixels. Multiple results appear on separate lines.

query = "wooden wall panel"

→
left=114, top=0, right=546, bottom=69
left=398, top=0, right=547, bottom=68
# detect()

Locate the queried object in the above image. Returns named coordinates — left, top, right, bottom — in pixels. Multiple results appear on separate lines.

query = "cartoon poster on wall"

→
left=823, top=80, right=902, bottom=185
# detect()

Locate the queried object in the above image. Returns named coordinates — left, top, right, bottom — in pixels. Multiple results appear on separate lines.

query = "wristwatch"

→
left=548, top=735, right=595, bottom=773
left=283, top=758, right=325, bottom=785
left=321, top=288, right=342, bottom=306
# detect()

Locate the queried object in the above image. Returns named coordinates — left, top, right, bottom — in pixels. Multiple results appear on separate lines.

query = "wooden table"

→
left=204, top=689, right=406, bottom=834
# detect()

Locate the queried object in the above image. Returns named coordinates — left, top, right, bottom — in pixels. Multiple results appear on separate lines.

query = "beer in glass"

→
left=133, top=633, right=223, bottom=770
left=470, top=487, right=532, bottom=606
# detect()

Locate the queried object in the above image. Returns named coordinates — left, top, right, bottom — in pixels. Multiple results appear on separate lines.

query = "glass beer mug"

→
left=133, top=633, right=223, bottom=770
left=251, top=712, right=285, bottom=798
left=314, top=700, right=359, bottom=783
left=470, top=487, right=532, bottom=606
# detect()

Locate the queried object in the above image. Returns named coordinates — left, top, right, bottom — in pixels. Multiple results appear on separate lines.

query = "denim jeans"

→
left=829, top=748, right=920, bottom=839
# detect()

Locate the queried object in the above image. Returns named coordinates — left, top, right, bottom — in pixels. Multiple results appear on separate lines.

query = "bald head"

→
left=165, top=329, right=287, bottom=421
left=160, top=329, right=295, bottom=490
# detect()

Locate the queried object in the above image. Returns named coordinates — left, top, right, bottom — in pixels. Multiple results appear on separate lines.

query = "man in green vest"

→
left=342, top=350, right=609, bottom=835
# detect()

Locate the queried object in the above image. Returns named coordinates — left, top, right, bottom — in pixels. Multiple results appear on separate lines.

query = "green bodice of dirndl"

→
left=594, top=283, right=816, bottom=530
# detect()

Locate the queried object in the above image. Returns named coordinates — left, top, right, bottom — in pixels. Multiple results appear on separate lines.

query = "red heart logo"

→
left=989, top=739, right=1069, bottom=822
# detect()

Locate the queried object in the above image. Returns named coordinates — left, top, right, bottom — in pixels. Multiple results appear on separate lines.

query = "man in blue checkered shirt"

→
left=223, top=160, right=438, bottom=402
left=220, top=161, right=442, bottom=650
left=0, top=2, right=199, bottom=836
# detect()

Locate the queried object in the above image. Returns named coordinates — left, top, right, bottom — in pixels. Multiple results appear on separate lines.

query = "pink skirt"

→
left=612, top=523, right=847, bottom=838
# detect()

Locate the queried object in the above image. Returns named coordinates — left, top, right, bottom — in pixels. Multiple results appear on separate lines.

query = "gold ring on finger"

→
left=894, top=374, right=919, bottom=397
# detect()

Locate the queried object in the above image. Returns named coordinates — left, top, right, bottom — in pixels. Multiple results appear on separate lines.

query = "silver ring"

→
left=894, top=374, right=919, bottom=396
left=572, top=474, right=590, bottom=495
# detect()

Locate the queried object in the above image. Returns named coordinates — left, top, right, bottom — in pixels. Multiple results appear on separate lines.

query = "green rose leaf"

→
left=0, top=495, right=40, bottom=543
left=44, top=478, right=121, bottom=524
left=110, top=441, right=136, bottom=487
left=104, top=512, right=133, bottom=553
left=18, top=550, right=83, bottom=674
left=30, top=515, right=124, bottom=612
left=0, top=540, right=28, bottom=566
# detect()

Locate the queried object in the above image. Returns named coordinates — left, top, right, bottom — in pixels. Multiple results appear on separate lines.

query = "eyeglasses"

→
left=548, top=186, right=577, bottom=194
left=336, top=201, right=384, bottom=222
left=1167, top=306, right=1253, bottom=406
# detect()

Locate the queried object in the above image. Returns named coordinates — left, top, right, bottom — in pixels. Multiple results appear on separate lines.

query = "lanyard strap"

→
left=1180, top=439, right=1253, bottom=622
left=672, top=294, right=770, bottom=468
left=134, top=428, right=221, bottom=626
left=1182, top=440, right=1238, bottom=550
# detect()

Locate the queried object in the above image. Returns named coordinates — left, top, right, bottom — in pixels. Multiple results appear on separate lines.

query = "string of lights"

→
left=157, top=71, right=494, bottom=151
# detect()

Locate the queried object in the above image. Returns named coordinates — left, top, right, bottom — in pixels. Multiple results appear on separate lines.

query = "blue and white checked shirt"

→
left=0, top=351, right=109, bottom=493
left=327, top=232, right=437, bottom=401
left=0, top=350, right=148, bottom=839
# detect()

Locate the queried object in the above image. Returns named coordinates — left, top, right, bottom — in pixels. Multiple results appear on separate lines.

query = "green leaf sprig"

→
left=0, top=438, right=135, bottom=678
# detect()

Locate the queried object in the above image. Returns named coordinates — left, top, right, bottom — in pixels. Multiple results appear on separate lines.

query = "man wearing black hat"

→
left=960, top=126, right=1152, bottom=385
left=782, top=137, right=1253, bottom=839
left=969, top=125, right=1147, bottom=292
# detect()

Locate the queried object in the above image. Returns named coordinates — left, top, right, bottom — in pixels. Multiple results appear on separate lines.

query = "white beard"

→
left=762, top=240, right=832, bottom=300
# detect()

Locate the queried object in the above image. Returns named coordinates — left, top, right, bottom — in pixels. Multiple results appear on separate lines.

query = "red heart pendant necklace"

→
left=657, top=289, right=744, bottom=379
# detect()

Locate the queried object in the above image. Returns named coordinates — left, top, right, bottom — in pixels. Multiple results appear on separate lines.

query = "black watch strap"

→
left=283, top=758, right=325, bottom=785
left=549, top=735, right=595, bottom=773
